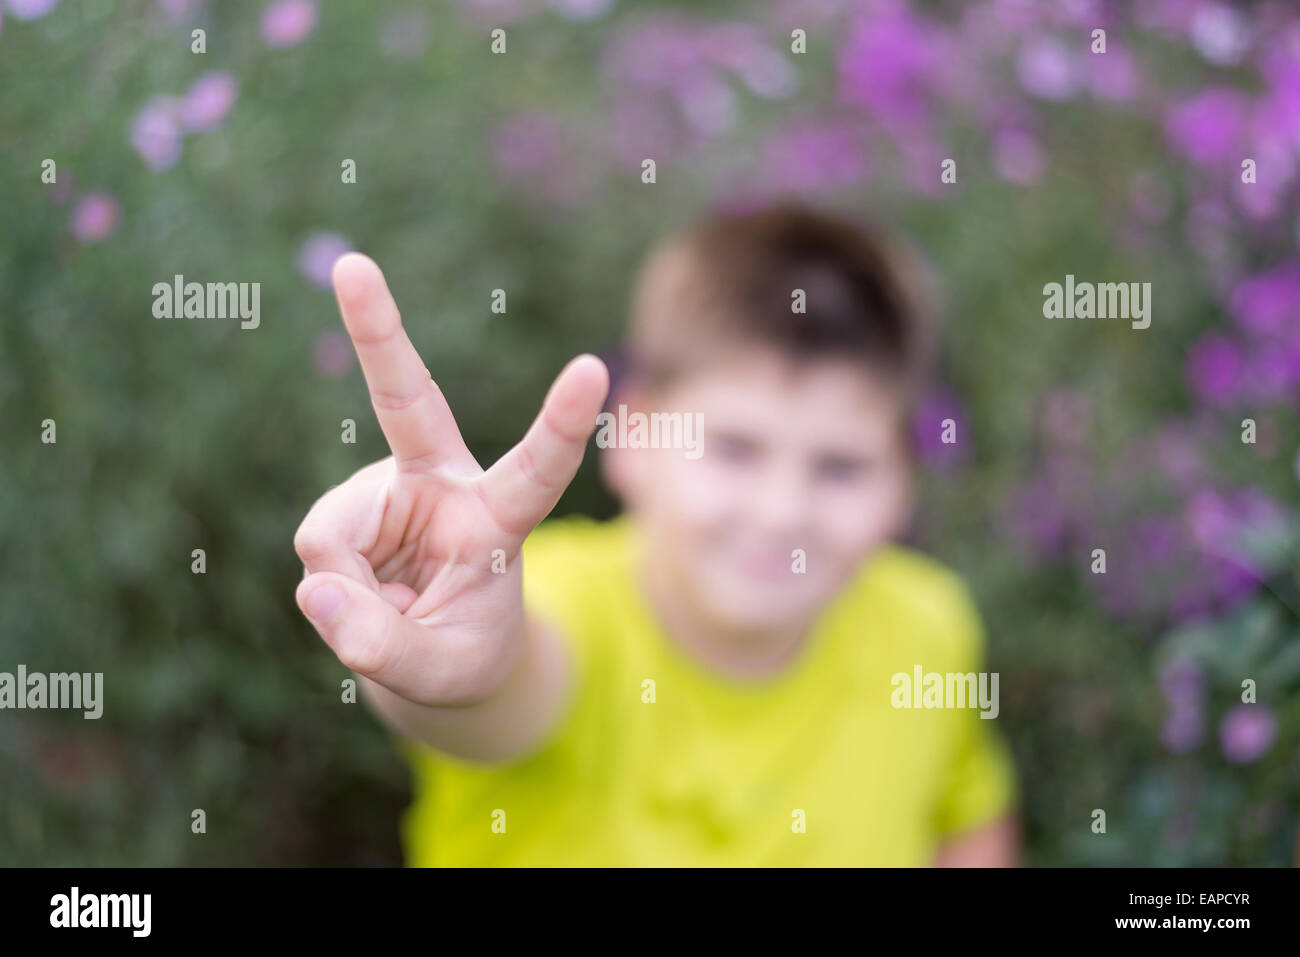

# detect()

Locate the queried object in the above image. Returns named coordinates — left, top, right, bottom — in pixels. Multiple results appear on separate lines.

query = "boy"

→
left=292, top=202, right=1019, bottom=866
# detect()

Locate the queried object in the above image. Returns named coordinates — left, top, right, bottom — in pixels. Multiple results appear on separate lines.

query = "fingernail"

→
left=305, top=583, right=346, bottom=622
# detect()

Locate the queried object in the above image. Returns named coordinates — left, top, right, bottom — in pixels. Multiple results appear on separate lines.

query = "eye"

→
left=712, top=433, right=759, bottom=464
left=817, top=455, right=870, bottom=482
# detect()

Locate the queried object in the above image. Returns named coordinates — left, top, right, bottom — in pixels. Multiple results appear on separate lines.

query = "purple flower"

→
left=1231, top=264, right=1300, bottom=338
left=70, top=192, right=121, bottom=243
left=1135, top=0, right=1199, bottom=34
left=1087, top=515, right=1191, bottom=621
left=1189, top=3, right=1251, bottom=66
left=772, top=0, right=843, bottom=30
left=991, top=128, right=1044, bottom=184
left=1154, top=422, right=1205, bottom=486
left=760, top=122, right=866, bottom=192
left=1199, top=553, right=1264, bottom=610
left=1007, top=475, right=1071, bottom=556
left=838, top=4, right=944, bottom=130
left=737, top=49, right=798, bottom=100
left=260, top=0, right=317, bottom=49
left=492, top=112, right=562, bottom=176
left=706, top=21, right=766, bottom=71
left=696, top=22, right=795, bottom=98
left=157, top=0, right=202, bottom=26
left=1181, top=487, right=1280, bottom=610
left=491, top=112, right=587, bottom=204
left=702, top=23, right=797, bottom=99
left=1257, top=36, right=1300, bottom=136
left=1017, top=36, right=1080, bottom=101
left=1162, top=704, right=1204, bottom=754
left=453, top=0, right=535, bottom=26
left=312, top=330, right=354, bottom=377
left=1186, top=488, right=1236, bottom=549
left=1187, top=487, right=1286, bottom=553
left=1134, top=516, right=1183, bottom=564
left=1159, top=658, right=1206, bottom=707
left=674, top=73, right=737, bottom=135
left=1165, top=88, right=1249, bottom=166
left=1219, top=705, right=1276, bottom=764
left=6, top=0, right=59, bottom=20
left=1246, top=340, right=1300, bottom=401
left=1086, top=45, right=1139, bottom=101
left=1185, top=333, right=1245, bottom=405
left=1047, top=0, right=1110, bottom=30
left=912, top=388, right=969, bottom=469
left=129, top=96, right=184, bottom=172
left=601, top=16, right=710, bottom=90
left=1233, top=174, right=1284, bottom=222
left=605, top=96, right=678, bottom=169
left=549, top=0, right=614, bottom=21
left=1041, top=389, right=1090, bottom=446
left=895, top=131, right=948, bottom=196
left=1006, top=448, right=1096, bottom=558
left=181, top=71, right=238, bottom=132
left=297, top=233, right=352, bottom=289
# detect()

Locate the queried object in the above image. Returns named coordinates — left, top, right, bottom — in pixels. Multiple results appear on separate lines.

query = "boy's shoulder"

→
left=518, top=514, right=638, bottom=619
left=847, top=542, right=988, bottom=666
left=860, top=542, right=978, bottom=612
left=520, top=513, right=634, bottom=576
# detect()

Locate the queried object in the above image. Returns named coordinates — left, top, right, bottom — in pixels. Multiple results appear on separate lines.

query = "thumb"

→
left=297, top=572, right=414, bottom=680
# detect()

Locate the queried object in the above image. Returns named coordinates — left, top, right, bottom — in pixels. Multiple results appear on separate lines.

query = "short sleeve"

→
left=932, top=703, right=1018, bottom=837
left=928, top=578, right=1019, bottom=838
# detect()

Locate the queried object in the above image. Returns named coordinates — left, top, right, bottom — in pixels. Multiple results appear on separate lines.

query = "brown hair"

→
left=626, top=200, right=936, bottom=417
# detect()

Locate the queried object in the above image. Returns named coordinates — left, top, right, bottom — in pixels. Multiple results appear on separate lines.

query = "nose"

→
left=747, top=458, right=811, bottom=540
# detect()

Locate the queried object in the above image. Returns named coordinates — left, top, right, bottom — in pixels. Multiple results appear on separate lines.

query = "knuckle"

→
left=370, top=388, right=423, bottom=412
left=292, top=524, right=327, bottom=563
left=515, top=443, right=552, bottom=490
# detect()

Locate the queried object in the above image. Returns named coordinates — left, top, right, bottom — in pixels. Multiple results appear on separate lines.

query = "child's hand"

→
left=293, top=253, right=609, bottom=707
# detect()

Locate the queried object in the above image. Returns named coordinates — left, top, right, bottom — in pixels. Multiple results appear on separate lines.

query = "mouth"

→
left=733, top=551, right=800, bottom=583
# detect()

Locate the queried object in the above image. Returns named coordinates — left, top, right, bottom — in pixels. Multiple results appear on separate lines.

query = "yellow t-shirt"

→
left=398, top=514, right=1017, bottom=866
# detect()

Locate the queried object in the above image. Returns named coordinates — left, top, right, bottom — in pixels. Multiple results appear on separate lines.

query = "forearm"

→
left=359, top=613, right=574, bottom=764
left=932, top=813, right=1019, bottom=867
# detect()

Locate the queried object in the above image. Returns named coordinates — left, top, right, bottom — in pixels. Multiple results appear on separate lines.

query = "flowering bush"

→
left=0, top=0, right=1296, bottom=864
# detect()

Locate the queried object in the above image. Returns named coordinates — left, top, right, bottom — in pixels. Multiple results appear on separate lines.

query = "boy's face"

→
left=605, top=345, right=915, bottom=634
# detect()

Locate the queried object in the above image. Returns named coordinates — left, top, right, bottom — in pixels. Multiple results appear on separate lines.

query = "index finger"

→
left=332, top=253, right=471, bottom=468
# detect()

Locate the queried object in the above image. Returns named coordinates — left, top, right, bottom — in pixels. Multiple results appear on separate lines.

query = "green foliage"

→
left=1, top=1, right=1296, bottom=865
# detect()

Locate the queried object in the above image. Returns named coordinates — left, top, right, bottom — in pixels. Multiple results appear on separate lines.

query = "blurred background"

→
left=1, top=0, right=1298, bottom=866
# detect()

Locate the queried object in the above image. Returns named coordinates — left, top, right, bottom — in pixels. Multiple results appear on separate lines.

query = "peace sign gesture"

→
left=293, top=253, right=608, bottom=708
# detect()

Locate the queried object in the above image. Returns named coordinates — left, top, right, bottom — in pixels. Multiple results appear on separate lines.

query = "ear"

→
left=598, top=381, right=652, bottom=505
left=889, top=421, right=920, bottom=546
left=891, top=468, right=918, bottom=541
left=888, top=440, right=920, bottom=541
